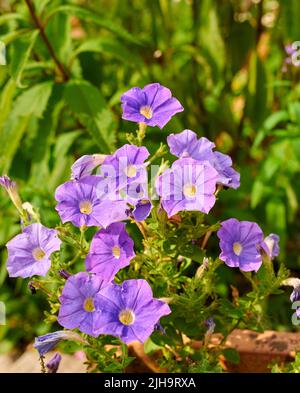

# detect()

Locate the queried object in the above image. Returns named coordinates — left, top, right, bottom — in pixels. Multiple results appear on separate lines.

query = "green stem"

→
left=121, top=342, right=127, bottom=373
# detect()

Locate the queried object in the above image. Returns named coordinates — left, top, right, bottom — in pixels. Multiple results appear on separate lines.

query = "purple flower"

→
left=102, top=144, right=149, bottom=189
left=55, top=176, right=128, bottom=228
left=94, top=279, right=171, bottom=344
left=132, top=198, right=152, bottom=222
left=57, top=272, right=109, bottom=336
left=34, top=330, right=85, bottom=356
left=211, top=152, right=240, bottom=189
left=71, top=154, right=106, bottom=180
left=167, top=130, right=215, bottom=159
left=85, top=223, right=135, bottom=281
left=217, top=218, right=264, bottom=272
left=0, top=175, right=23, bottom=212
left=285, top=44, right=295, bottom=55
left=0, top=175, right=14, bottom=189
left=121, top=83, right=184, bottom=129
left=291, top=286, right=300, bottom=303
left=167, top=130, right=240, bottom=189
left=6, top=223, right=61, bottom=278
left=46, top=353, right=62, bottom=373
left=261, top=233, right=280, bottom=259
left=156, top=158, right=218, bottom=217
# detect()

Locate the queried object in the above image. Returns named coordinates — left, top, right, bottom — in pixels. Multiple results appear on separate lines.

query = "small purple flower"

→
left=55, top=176, right=128, bottom=228
left=121, top=83, right=184, bottom=129
left=0, top=175, right=14, bottom=190
left=6, top=223, right=61, bottom=278
left=217, top=218, right=264, bottom=272
left=290, top=286, right=300, bottom=303
left=132, top=199, right=152, bottom=222
left=156, top=158, right=218, bottom=217
left=34, top=330, right=85, bottom=356
left=94, top=279, right=171, bottom=344
left=46, top=353, right=62, bottom=373
left=285, top=44, right=295, bottom=56
left=85, top=223, right=135, bottom=282
left=57, top=272, right=109, bottom=336
left=167, top=130, right=215, bottom=159
left=0, top=175, right=23, bottom=212
left=102, top=144, right=149, bottom=189
left=71, top=154, right=106, bottom=180
left=261, top=233, right=280, bottom=259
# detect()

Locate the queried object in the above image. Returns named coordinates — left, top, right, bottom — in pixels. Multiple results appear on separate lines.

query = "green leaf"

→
left=46, top=4, right=142, bottom=45
left=64, top=80, right=116, bottom=152
left=0, top=78, right=17, bottom=131
left=73, top=37, right=142, bottom=66
left=251, top=179, right=265, bottom=208
left=9, top=30, right=39, bottom=87
left=45, top=12, right=72, bottom=61
left=0, top=116, right=30, bottom=173
left=0, top=13, right=25, bottom=26
left=12, top=81, right=53, bottom=118
left=48, top=130, right=82, bottom=190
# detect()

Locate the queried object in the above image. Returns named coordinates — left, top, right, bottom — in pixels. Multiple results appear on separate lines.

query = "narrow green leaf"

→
left=73, top=37, right=142, bottom=66
left=46, top=4, right=142, bottom=46
left=9, top=29, right=39, bottom=87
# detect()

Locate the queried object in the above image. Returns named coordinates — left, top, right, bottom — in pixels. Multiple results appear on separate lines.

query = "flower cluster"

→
left=2, top=82, right=283, bottom=368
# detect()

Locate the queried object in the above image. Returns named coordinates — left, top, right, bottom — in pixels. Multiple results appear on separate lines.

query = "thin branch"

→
left=24, top=0, right=69, bottom=81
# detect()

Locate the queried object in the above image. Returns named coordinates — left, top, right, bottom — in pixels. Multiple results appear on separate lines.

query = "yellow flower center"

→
left=83, top=297, right=95, bottom=312
left=140, top=199, right=149, bottom=205
left=119, top=309, right=135, bottom=326
left=183, top=183, right=197, bottom=197
left=233, top=242, right=243, bottom=256
left=112, top=246, right=121, bottom=259
left=32, top=247, right=45, bottom=261
left=140, top=105, right=153, bottom=119
left=125, top=165, right=137, bottom=178
left=79, top=200, right=93, bottom=215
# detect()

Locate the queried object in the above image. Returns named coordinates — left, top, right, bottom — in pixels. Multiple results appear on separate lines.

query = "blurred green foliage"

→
left=1, top=0, right=300, bottom=352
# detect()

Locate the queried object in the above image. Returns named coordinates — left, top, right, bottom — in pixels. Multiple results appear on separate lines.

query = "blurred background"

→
left=0, top=0, right=300, bottom=356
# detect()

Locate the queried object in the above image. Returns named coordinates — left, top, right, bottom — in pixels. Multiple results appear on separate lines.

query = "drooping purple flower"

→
left=132, top=198, right=152, bottom=222
left=166, top=130, right=240, bottom=189
left=0, top=175, right=23, bottom=212
left=85, top=223, right=135, bottom=281
left=167, top=130, right=215, bottom=159
left=55, top=176, right=128, bottom=228
left=6, top=223, right=61, bottom=278
left=57, top=272, right=109, bottom=336
left=260, top=233, right=280, bottom=259
left=93, top=279, right=171, bottom=344
left=0, top=175, right=14, bottom=189
left=71, top=154, right=106, bottom=180
left=121, top=83, right=184, bottom=129
left=46, top=353, right=62, bottom=373
left=34, top=330, right=85, bottom=356
left=217, top=218, right=264, bottom=272
left=210, top=152, right=240, bottom=189
left=156, top=158, right=218, bottom=217
left=102, top=144, right=149, bottom=190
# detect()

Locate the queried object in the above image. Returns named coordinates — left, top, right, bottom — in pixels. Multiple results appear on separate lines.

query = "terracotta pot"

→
left=127, top=329, right=300, bottom=373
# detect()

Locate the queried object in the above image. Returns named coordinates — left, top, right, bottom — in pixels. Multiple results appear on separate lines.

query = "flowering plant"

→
left=1, top=83, right=294, bottom=373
